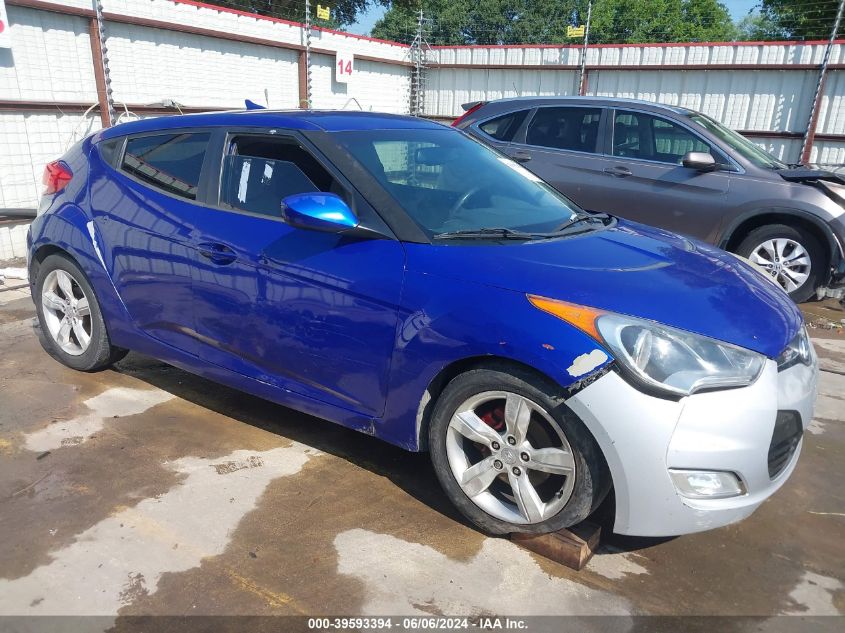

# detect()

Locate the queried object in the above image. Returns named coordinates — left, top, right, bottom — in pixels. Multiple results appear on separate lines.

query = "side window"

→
left=478, top=110, right=529, bottom=142
left=525, top=107, right=602, bottom=152
left=121, top=132, right=210, bottom=200
left=613, top=111, right=727, bottom=165
left=219, top=135, right=345, bottom=218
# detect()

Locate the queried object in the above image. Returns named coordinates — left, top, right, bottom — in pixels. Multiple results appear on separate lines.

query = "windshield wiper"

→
left=554, top=211, right=612, bottom=233
left=433, top=227, right=539, bottom=240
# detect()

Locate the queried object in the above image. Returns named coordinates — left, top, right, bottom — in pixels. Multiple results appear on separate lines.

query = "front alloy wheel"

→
left=446, top=391, right=576, bottom=524
left=429, top=367, right=609, bottom=535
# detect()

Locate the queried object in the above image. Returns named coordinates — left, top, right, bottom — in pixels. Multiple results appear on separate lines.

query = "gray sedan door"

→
left=592, top=109, right=733, bottom=242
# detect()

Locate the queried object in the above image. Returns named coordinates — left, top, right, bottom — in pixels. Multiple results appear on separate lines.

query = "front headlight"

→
left=776, top=326, right=813, bottom=371
left=528, top=296, right=766, bottom=397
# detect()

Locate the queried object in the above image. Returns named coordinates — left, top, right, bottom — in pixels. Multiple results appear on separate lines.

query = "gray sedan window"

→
left=525, top=107, right=602, bottom=153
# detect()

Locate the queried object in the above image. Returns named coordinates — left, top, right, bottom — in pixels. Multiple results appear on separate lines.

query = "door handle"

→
left=510, top=151, right=533, bottom=163
left=197, top=242, right=237, bottom=265
left=603, top=165, right=632, bottom=177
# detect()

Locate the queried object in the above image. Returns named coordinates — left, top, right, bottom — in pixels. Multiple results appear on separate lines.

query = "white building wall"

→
left=105, top=22, right=300, bottom=109
left=1, top=0, right=843, bottom=219
left=0, top=7, right=98, bottom=102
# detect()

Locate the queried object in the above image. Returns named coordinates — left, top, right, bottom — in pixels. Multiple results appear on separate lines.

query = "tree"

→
left=201, top=0, right=388, bottom=28
left=755, top=0, right=841, bottom=41
left=589, top=0, right=735, bottom=44
left=372, top=0, right=736, bottom=45
left=735, top=10, right=785, bottom=41
left=372, top=0, right=587, bottom=45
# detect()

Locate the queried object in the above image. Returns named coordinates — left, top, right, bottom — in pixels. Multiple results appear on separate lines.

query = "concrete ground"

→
left=0, top=286, right=843, bottom=629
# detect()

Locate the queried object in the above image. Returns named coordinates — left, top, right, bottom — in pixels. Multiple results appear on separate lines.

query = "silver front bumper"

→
left=566, top=356, right=818, bottom=536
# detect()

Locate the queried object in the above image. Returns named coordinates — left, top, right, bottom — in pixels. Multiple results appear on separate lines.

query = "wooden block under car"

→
left=510, top=521, right=601, bottom=571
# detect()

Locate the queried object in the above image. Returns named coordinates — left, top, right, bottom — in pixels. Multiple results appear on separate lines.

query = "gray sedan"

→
left=455, top=96, right=845, bottom=302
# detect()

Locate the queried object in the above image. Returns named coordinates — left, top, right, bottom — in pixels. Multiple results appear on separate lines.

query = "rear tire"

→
left=428, top=366, right=610, bottom=535
left=34, top=253, right=127, bottom=371
left=734, top=224, right=824, bottom=303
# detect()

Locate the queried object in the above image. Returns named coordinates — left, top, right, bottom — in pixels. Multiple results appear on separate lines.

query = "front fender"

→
left=378, top=270, right=613, bottom=451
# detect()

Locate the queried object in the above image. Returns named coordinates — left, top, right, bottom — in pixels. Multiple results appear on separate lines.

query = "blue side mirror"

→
left=280, top=192, right=359, bottom=233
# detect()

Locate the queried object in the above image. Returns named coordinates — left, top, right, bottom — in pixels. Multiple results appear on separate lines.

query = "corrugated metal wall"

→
left=0, top=0, right=412, bottom=210
left=1, top=0, right=844, bottom=213
left=427, top=42, right=845, bottom=167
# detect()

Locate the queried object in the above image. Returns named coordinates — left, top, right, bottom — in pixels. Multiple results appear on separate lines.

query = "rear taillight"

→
left=451, top=101, right=486, bottom=128
left=42, top=160, right=73, bottom=195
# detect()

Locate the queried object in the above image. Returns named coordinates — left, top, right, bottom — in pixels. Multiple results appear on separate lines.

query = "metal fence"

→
left=1, top=0, right=844, bottom=214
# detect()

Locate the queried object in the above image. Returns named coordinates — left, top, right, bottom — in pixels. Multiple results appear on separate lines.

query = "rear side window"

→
left=526, top=107, right=602, bottom=153
left=121, top=132, right=210, bottom=200
left=219, top=135, right=345, bottom=218
left=478, top=110, right=529, bottom=142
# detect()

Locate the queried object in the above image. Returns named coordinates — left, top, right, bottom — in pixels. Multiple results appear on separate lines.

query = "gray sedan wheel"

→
left=736, top=224, right=824, bottom=303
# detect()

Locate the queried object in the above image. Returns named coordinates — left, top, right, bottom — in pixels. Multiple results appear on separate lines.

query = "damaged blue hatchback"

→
left=28, top=110, right=818, bottom=537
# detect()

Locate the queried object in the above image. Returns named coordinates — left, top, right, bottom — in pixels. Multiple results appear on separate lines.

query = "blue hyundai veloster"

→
left=28, top=110, right=817, bottom=537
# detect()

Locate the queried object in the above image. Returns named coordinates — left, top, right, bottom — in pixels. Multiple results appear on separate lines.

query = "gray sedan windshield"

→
left=686, top=113, right=787, bottom=170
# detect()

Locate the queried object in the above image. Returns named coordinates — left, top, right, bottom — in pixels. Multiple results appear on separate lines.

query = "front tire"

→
left=428, top=366, right=610, bottom=535
left=735, top=224, right=824, bottom=303
left=34, top=253, right=127, bottom=371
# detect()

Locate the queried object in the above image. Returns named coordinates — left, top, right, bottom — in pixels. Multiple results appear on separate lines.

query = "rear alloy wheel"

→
left=736, top=224, right=824, bottom=303
left=41, top=269, right=93, bottom=356
left=429, top=367, right=609, bottom=535
left=34, top=254, right=127, bottom=371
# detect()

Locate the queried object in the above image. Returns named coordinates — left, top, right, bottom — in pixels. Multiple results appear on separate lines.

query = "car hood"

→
left=407, top=220, right=802, bottom=358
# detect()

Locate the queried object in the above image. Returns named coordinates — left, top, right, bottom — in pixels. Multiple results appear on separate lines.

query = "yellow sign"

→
left=567, top=25, right=585, bottom=38
left=316, top=4, right=330, bottom=20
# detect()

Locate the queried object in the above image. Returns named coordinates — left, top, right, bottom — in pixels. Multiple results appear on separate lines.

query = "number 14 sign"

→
left=336, top=51, right=354, bottom=84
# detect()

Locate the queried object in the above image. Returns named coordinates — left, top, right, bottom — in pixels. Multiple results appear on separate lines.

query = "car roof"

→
left=472, top=96, right=693, bottom=115
left=100, top=109, right=447, bottom=139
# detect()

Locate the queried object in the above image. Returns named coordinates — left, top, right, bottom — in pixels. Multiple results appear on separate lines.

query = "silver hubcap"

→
left=445, top=391, right=576, bottom=525
left=749, top=238, right=811, bottom=293
left=41, top=270, right=92, bottom=356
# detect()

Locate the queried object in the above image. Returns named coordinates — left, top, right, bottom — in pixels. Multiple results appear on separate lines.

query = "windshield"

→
left=685, top=112, right=786, bottom=170
left=331, top=128, right=580, bottom=237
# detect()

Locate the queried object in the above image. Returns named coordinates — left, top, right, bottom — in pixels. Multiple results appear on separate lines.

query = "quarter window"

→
left=525, top=107, right=602, bottom=153
left=612, top=111, right=726, bottom=165
left=219, top=136, right=345, bottom=218
left=121, top=132, right=210, bottom=200
left=478, top=110, right=529, bottom=142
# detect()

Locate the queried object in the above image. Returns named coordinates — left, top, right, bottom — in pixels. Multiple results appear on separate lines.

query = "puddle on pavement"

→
left=0, top=444, right=319, bottom=615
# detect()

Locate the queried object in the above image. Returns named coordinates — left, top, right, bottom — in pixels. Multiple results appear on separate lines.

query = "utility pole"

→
left=578, top=1, right=592, bottom=96
left=304, top=0, right=313, bottom=108
left=800, top=0, right=844, bottom=165
left=92, top=0, right=115, bottom=126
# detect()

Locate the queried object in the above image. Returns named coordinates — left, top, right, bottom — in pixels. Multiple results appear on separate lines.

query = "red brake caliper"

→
left=480, top=405, right=506, bottom=432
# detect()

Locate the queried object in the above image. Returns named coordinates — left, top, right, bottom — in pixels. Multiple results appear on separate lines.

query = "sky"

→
left=346, top=0, right=762, bottom=37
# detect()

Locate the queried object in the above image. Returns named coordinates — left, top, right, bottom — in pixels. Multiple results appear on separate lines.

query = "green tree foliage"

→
left=590, top=0, right=735, bottom=43
left=372, top=0, right=736, bottom=45
left=735, top=10, right=784, bottom=41
left=372, top=0, right=588, bottom=45
left=753, top=0, right=841, bottom=41
left=200, top=0, right=386, bottom=28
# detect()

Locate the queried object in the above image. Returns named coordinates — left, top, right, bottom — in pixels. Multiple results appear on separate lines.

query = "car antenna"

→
left=244, top=99, right=266, bottom=110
